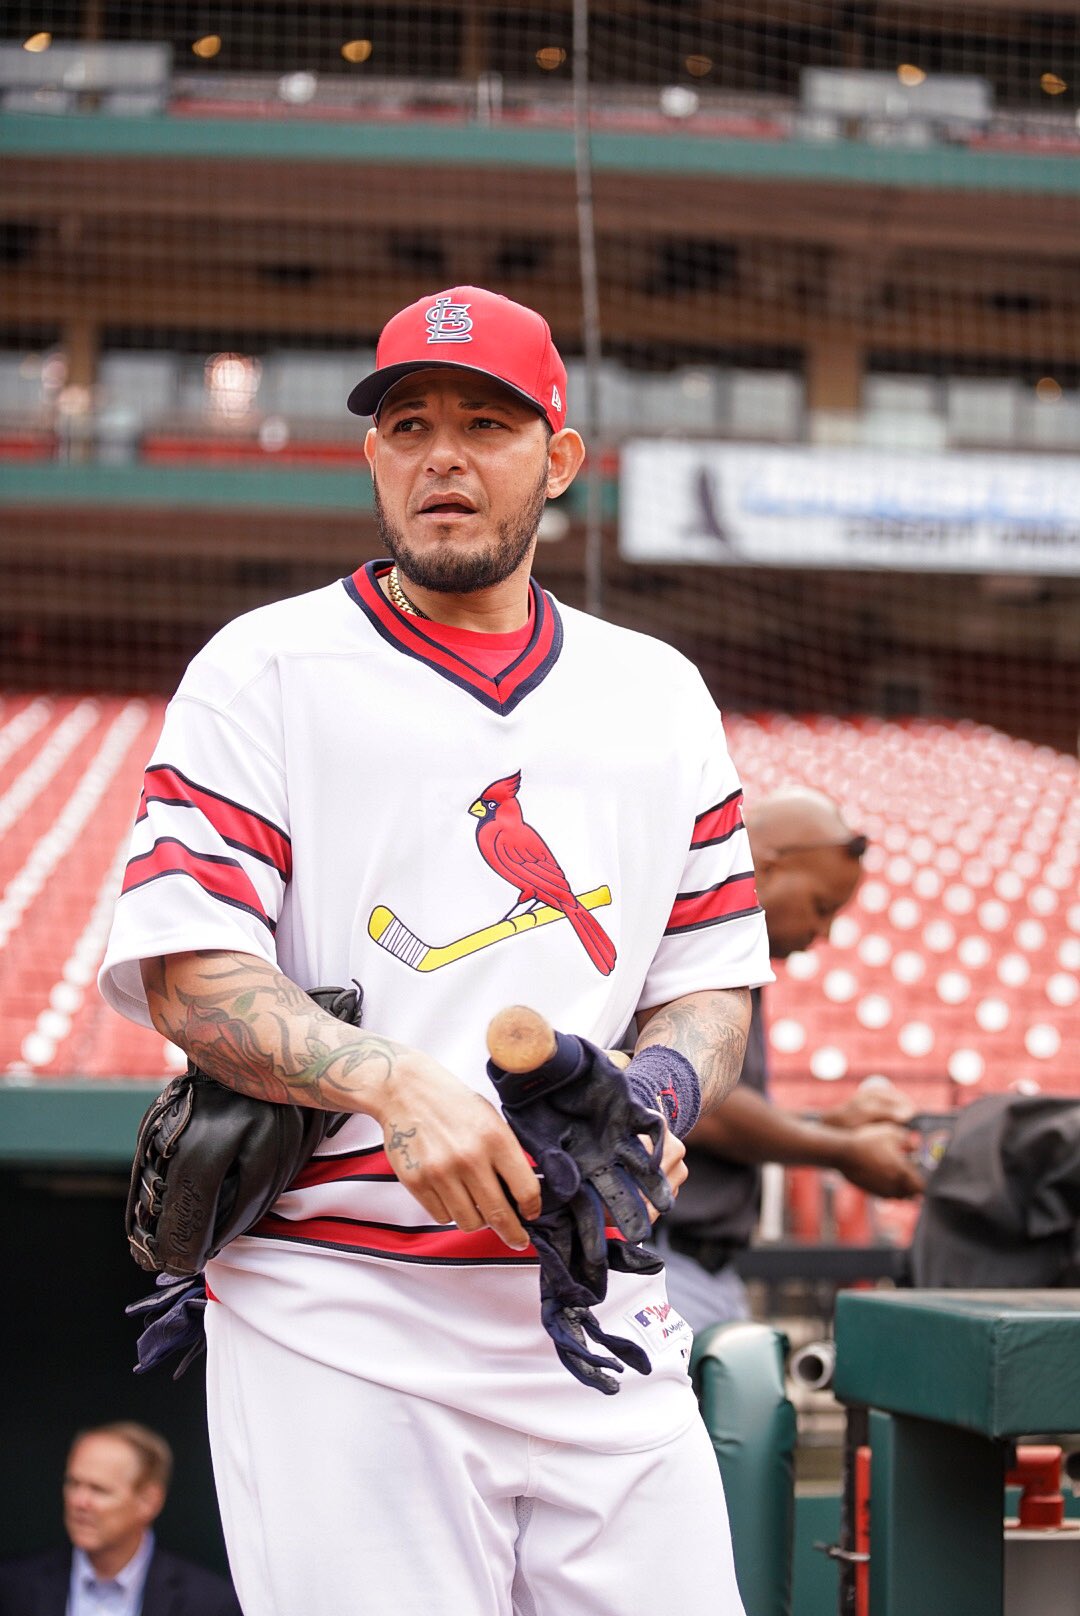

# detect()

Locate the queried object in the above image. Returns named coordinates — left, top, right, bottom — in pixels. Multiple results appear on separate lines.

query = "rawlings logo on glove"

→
left=126, top=984, right=363, bottom=1278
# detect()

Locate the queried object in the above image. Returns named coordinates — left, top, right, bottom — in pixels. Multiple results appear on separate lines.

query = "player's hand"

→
left=371, top=1055, right=542, bottom=1250
left=639, top=1119, right=687, bottom=1221
left=824, top=1076, right=916, bottom=1130
left=607, top=1047, right=682, bottom=1221
left=835, top=1122, right=925, bottom=1198
left=599, top=1045, right=677, bottom=1223
left=611, top=1048, right=686, bottom=1223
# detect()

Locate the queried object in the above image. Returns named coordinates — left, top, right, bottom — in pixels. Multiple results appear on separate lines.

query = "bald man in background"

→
left=655, top=786, right=925, bottom=1331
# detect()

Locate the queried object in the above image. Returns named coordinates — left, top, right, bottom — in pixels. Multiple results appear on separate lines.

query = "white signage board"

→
left=619, top=442, right=1080, bottom=574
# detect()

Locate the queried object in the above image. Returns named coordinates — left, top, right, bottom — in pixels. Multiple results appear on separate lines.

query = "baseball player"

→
left=100, top=286, right=773, bottom=1615
left=655, top=786, right=924, bottom=1329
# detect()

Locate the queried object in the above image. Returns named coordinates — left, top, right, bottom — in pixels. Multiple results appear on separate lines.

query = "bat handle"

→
left=486, top=1005, right=557, bottom=1074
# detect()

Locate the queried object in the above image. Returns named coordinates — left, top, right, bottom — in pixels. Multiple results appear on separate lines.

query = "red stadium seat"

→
left=728, top=714, right=1080, bottom=1109
left=1, top=702, right=1076, bottom=1099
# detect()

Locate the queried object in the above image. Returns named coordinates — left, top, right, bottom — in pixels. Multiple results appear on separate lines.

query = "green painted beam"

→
left=0, top=112, right=579, bottom=165
left=0, top=461, right=612, bottom=515
left=0, top=1082, right=163, bottom=1167
left=2, top=112, right=1079, bottom=194
left=0, top=462, right=372, bottom=511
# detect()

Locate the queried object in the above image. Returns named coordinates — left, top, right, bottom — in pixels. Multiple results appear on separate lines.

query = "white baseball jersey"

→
left=101, top=561, right=772, bottom=1449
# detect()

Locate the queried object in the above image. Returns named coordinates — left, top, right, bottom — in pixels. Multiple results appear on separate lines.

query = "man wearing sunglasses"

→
left=655, top=785, right=924, bottom=1330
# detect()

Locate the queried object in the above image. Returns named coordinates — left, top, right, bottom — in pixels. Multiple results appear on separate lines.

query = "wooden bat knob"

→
left=486, top=1005, right=557, bottom=1073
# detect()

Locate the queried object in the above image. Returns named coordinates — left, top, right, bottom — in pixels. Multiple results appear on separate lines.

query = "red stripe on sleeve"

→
left=692, top=791, right=744, bottom=848
left=143, top=765, right=291, bottom=878
left=666, top=872, right=760, bottom=934
left=122, top=839, right=273, bottom=927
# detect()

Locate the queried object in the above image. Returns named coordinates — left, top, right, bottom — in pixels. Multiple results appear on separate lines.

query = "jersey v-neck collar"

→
left=344, top=560, right=563, bottom=716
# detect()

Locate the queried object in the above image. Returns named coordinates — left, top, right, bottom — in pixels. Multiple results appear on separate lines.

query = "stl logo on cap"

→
left=347, top=284, right=568, bottom=433
left=426, top=295, right=473, bottom=345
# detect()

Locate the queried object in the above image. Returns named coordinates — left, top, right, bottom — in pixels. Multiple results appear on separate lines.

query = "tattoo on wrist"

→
left=387, top=1124, right=419, bottom=1171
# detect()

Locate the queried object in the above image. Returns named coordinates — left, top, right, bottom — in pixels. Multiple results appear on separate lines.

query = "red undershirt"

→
left=405, top=597, right=535, bottom=678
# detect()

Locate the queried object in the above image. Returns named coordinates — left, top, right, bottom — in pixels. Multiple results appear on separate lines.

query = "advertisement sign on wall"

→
left=619, top=442, right=1080, bottom=573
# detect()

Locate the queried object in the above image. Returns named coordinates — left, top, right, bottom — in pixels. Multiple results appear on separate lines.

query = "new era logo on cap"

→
left=348, top=286, right=568, bottom=433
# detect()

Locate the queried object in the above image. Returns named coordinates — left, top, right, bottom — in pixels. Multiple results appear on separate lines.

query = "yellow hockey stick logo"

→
left=368, top=886, right=612, bottom=973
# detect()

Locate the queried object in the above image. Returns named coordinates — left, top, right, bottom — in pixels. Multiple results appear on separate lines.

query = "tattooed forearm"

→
left=140, top=949, right=401, bottom=1111
left=636, top=988, right=751, bottom=1109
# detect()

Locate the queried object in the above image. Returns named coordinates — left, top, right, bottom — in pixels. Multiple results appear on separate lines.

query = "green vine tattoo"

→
left=638, top=989, right=750, bottom=1108
left=142, top=951, right=399, bottom=1110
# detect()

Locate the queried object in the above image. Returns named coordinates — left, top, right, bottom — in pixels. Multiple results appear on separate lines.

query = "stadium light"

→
left=897, top=64, right=926, bottom=87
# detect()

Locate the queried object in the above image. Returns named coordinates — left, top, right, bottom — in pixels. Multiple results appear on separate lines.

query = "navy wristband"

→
left=625, top=1046, right=701, bottom=1137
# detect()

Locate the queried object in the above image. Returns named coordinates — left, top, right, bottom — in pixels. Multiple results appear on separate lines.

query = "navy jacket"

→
left=0, top=1545, right=242, bottom=1616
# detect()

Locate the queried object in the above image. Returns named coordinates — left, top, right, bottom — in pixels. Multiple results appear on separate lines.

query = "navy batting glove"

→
left=489, top=1033, right=673, bottom=1246
left=540, top=1299, right=652, bottom=1396
left=126, top=1273, right=207, bottom=1380
left=529, top=1211, right=652, bottom=1395
left=606, top=1238, right=664, bottom=1277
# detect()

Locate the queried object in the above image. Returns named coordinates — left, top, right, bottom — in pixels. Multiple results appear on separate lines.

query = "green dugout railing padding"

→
left=692, top=1321, right=797, bottom=1616
left=833, top=1290, right=1080, bottom=1616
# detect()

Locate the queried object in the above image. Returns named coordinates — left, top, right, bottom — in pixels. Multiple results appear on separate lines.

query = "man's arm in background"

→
left=688, top=1081, right=925, bottom=1198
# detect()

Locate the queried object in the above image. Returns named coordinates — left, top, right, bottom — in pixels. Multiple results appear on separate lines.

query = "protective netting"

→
left=2, top=3, right=1080, bottom=1111
left=0, top=3, right=1078, bottom=1097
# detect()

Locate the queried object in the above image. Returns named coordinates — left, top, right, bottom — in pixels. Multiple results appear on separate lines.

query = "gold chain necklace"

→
left=386, top=566, right=429, bottom=620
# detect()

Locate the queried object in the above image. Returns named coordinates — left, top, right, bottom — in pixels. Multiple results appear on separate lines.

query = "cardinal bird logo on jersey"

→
left=468, top=770, right=617, bottom=976
left=366, top=770, right=614, bottom=974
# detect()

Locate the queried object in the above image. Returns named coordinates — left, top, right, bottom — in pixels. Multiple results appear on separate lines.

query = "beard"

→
left=372, top=461, right=548, bottom=594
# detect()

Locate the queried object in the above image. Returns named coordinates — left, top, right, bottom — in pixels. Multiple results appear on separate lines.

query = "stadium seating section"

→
left=2, top=695, right=1076, bottom=1115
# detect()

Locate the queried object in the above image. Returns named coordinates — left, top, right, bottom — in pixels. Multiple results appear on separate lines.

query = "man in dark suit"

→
left=0, top=1421, right=241, bottom=1616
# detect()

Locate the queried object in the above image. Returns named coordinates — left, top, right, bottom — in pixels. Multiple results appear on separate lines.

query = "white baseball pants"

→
left=205, top=1304, right=746, bottom=1615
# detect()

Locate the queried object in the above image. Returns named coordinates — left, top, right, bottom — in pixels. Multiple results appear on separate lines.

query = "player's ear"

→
left=363, top=426, right=378, bottom=470
left=546, top=428, right=585, bottom=499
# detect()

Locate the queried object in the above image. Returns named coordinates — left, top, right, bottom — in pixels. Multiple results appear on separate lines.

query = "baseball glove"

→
left=126, top=983, right=363, bottom=1278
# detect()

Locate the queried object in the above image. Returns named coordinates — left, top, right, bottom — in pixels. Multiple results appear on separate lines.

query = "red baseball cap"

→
left=347, top=286, right=567, bottom=432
